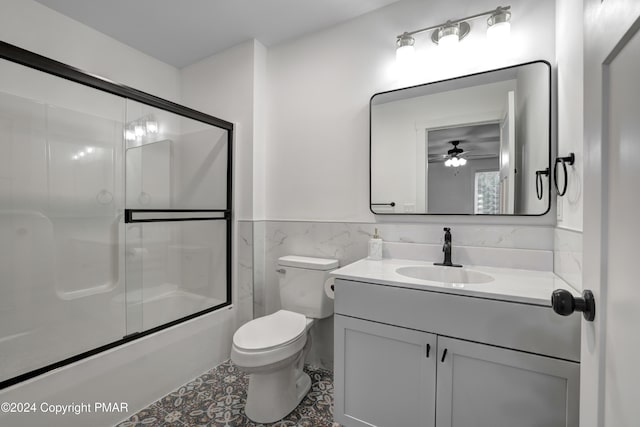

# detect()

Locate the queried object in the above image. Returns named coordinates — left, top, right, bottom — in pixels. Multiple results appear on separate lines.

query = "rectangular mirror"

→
left=370, top=61, right=551, bottom=215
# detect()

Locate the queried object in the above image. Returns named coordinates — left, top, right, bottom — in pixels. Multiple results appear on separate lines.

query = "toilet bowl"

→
left=230, top=255, right=338, bottom=423
left=231, top=310, right=314, bottom=423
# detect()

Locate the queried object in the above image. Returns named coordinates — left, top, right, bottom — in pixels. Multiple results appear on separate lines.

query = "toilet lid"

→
left=233, top=310, right=307, bottom=351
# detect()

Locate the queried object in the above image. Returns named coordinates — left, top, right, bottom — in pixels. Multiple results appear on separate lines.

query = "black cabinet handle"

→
left=551, top=289, right=596, bottom=321
left=441, top=348, right=448, bottom=362
left=426, top=343, right=431, bottom=358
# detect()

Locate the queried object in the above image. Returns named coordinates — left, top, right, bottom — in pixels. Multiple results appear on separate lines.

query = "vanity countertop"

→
left=331, top=258, right=580, bottom=306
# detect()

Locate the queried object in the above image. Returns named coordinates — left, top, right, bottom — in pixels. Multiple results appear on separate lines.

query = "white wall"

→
left=180, top=40, right=264, bottom=330
left=555, top=0, right=584, bottom=232
left=0, top=0, right=180, bottom=103
left=264, top=0, right=556, bottom=223
left=253, top=42, right=268, bottom=221
left=180, top=39, right=258, bottom=221
left=553, top=0, right=584, bottom=291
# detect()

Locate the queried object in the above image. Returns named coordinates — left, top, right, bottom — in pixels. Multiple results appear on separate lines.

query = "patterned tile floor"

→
left=115, top=360, right=337, bottom=427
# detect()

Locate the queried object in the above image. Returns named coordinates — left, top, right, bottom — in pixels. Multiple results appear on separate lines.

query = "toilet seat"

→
left=234, top=310, right=307, bottom=351
left=231, top=310, right=308, bottom=368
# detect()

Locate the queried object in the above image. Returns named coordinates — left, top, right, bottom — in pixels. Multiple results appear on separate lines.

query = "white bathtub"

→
left=137, top=287, right=224, bottom=330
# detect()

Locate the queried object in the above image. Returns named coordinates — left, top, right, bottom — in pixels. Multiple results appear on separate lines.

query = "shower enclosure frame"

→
left=0, top=40, right=234, bottom=389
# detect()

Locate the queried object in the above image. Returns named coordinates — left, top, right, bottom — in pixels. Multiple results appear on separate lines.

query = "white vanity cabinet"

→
left=333, top=278, right=581, bottom=427
left=334, top=315, right=437, bottom=427
left=435, top=336, right=579, bottom=427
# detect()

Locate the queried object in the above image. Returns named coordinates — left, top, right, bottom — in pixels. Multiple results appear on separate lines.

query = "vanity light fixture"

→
left=395, top=5, right=511, bottom=61
left=134, top=124, right=145, bottom=137
left=124, top=129, right=136, bottom=141
left=124, top=115, right=159, bottom=141
left=145, top=119, right=158, bottom=134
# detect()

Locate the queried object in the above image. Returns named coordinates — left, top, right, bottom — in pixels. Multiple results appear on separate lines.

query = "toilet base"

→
left=244, top=364, right=311, bottom=423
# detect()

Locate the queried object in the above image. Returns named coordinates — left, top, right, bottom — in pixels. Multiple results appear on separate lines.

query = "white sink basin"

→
left=396, top=265, right=494, bottom=285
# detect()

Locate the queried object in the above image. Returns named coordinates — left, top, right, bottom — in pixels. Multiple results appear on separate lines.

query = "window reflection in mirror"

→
left=370, top=61, right=551, bottom=216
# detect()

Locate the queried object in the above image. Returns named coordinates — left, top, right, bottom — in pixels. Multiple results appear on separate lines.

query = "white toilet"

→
left=231, top=255, right=338, bottom=423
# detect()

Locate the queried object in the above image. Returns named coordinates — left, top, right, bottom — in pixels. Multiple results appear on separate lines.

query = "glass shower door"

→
left=0, top=58, right=126, bottom=385
left=124, top=100, right=230, bottom=334
left=0, top=41, right=232, bottom=389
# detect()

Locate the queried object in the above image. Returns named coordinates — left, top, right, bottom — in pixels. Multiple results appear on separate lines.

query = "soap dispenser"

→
left=368, top=228, right=383, bottom=260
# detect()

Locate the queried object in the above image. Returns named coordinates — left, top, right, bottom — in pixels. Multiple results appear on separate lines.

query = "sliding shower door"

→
left=124, top=99, right=231, bottom=333
left=0, top=57, right=127, bottom=384
left=0, top=41, right=232, bottom=388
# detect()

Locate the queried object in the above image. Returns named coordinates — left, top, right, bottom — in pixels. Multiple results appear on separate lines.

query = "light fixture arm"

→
left=396, top=5, right=511, bottom=39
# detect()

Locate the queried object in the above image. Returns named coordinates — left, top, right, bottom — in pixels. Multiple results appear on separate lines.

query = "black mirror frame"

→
left=369, top=59, right=552, bottom=217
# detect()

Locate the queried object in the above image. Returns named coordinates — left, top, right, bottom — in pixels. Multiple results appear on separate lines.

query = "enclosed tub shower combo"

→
left=0, top=41, right=233, bottom=389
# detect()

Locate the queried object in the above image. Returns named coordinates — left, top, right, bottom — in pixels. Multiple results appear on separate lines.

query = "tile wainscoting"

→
left=554, top=227, right=583, bottom=291
left=250, top=220, right=556, bottom=370
left=236, top=221, right=254, bottom=329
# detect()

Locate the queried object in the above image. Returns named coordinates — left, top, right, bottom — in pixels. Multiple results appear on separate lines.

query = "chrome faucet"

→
left=434, top=227, right=462, bottom=268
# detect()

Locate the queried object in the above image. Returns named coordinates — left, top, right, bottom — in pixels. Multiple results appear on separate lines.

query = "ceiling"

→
left=34, top=0, right=401, bottom=68
left=427, top=123, right=500, bottom=163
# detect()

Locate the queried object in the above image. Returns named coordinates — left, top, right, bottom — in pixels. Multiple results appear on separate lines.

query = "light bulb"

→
left=445, top=159, right=452, bottom=167
left=436, top=23, right=461, bottom=50
left=134, top=124, right=145, bottom=137
left=459, top=157, right=467, bottom=166
left=79, top=152, right=85, bottom=157
left=451, top=157, right=460, bottom=167
left=438, top=33, right=459, bottom=49
left=396, top=45, right=415, bottom=67
left=487, top=8, right=511, bottom=43
left=396, top=32, right=416, bottom=70
left=72, top=155, right=78, bottom=160
left=487, top=21, right=510, bottom=42
left=86, top=147, right=94, bottom=153
left=145, top=120, right=158, bottom=134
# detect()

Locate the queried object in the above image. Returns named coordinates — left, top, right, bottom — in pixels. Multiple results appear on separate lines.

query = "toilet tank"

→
left=278, top=255, right=338, bottom=319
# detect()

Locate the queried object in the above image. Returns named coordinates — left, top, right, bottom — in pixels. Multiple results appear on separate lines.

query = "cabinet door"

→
left=435, top=336, right=579, bottom=427
left=334, top=314, right=436, bottom=427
